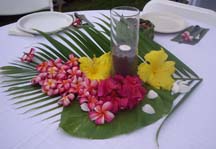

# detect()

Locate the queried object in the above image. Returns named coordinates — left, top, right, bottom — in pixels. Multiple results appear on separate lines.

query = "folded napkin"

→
left=171, top=25, right=209, bottom=45
left=8, top=24, right=35, bottom=37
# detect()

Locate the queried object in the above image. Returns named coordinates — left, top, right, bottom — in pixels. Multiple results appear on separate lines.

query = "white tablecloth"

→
left=0, top=10, right=216, bottom=149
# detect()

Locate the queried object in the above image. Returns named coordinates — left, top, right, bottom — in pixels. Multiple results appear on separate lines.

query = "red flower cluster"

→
left=83, top=75, right=147, bottom=124
left=98, top=75, right=147, bottom=112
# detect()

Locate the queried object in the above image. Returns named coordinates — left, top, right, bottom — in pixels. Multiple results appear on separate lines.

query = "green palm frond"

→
left=0, top=15, right=202, bottom=143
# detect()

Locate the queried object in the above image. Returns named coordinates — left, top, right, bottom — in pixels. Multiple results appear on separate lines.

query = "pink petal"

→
left=95, top=115, right=105, bottom=125
left=91, top=80, right=98, bottom=88
left=89, top=112, right=100, bottom=121
left=118, top=97, right=128, bottom=109
left=88, top=102, right=96, bottom=110
left=91, top=89, right=97, bottom=95
left=68, top=93, right=75, bottom=100
left=53, top=89, right=59, bottom=95
left=102, top=101, right=112, bottom=111
left=94, top=105, right=102, bottom=113
left=63, top=98, right=71, bottom=107
left=47, top=90, right=54, bottom=96
left=79, top=97, right=88, bottom=104
left=64, top=83, right=70, bottom=90
left=59, top=88, right=65, bottom=93
left=97, top=80, right=105, bottom=96
left=104, top=111, right=115, bottom=122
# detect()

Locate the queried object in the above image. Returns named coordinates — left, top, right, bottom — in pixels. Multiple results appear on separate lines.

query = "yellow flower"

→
left=79, top=52, right=112, bottom=80
left=137, top=49, right=175, bottom=90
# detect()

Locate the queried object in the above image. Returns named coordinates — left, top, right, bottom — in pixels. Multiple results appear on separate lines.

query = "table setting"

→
left=0, top=3, right=216, bottom=149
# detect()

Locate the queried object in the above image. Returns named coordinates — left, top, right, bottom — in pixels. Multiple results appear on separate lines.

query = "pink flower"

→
left=58, top=93, right=75, bottom=107
left=181, top=31, right=193, bottom=42
left=56, top=68, right=67, bottom=80
left=43, top=79, right=57, bottom=90
left=21, top=48, right=35, bottom=62
left=67, top=66, right=82, bottom=77
left=67, top=54, right=79, bottom=66
left=87, top=96, right=98, bottom=110
left=89, top=101, right=115, bottom=125
left=54, top=58, right=64, bottom=68
left=36, top=61, right=48, bottom=72
left=47, top=66, right=58, bottom=78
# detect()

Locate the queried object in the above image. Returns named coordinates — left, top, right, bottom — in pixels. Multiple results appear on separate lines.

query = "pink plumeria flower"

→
left=54, top=58, right=63, bottom=68
left=181, top=31, right=193, bottom=42
left=80, top=78, right=98, bottom=95
left=67, top=66, right=82, bottom=77
left=47, top=60, right=56, bottom=67
left=87, top=96, right=98, bottom=110
left=63, top=79, right=72, bottom=89
left=36, top=61, right=48, bottom=72
left=21, top=48, right=35, bottom=62
left=31, top=76, right=42, bottom=85
left=47, top=66, right=58, bottom=78
left=56, top=68, right=67, bottom=80
left=89, top=101, right=115, bottom=125
left=67, top=54, right=79, bottom=66
left=43, top=79, right=57, bottom=90
left=58, top=93, right=75, bottom=107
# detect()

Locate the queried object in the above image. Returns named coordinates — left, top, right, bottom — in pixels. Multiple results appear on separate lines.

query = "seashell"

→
left=172, top=80, right=191, bottom=94
left=147, top=90, right=158, bottom=99
left=142, top=104, right=155, bottom=114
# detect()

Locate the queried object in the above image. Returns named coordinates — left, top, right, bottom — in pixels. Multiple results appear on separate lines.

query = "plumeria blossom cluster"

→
left=29, top=51, right=147, bottom=125
left=31, top=54, right=84, bottom=106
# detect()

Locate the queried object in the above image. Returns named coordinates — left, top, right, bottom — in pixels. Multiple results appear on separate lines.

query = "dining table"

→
left=0, top=10, right=216, bottom=149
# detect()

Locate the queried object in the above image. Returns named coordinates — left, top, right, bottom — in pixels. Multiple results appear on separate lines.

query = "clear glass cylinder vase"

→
left=110, top=6, right=140, bottom=76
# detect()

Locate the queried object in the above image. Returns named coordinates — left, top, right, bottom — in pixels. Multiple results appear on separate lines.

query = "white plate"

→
left=141, top=12, right=188, bottom=33
left=17, top=11, right=73, bottom=34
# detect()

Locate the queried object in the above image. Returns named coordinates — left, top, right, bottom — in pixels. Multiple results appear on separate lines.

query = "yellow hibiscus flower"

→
left=79, top=52, right=112, bottom=80
left=137, top=49, right=175, bottom=90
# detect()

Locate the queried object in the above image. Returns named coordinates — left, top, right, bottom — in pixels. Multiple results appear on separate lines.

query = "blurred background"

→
left=0, top=0, right=215, bottom=26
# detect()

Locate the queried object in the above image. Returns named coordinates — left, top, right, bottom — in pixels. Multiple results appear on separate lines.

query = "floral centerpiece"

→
left=0, top=15, right=202, bottom=146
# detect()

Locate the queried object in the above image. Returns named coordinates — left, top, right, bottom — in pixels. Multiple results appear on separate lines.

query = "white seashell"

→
left=147, top=90, right=158, bottom=99
left=195, top=34, right=200, bottom=40
left=171, top=82, right=180, bottom=95
left=80, top=103, right=90, bottom=112
left=179, top=80, right=190, bottom=85
left=178, top=84, right=191, bottom=93
left=142, top=104, right=155, bottom=114
left=171, top=80, right=191, bottom=94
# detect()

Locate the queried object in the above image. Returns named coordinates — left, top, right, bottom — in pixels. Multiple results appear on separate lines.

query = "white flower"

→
left=172, top=80, right=191, bottom=95
left=147, top=90, right=158, bottom=99
left=142, top=104, right=155, bottom=114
